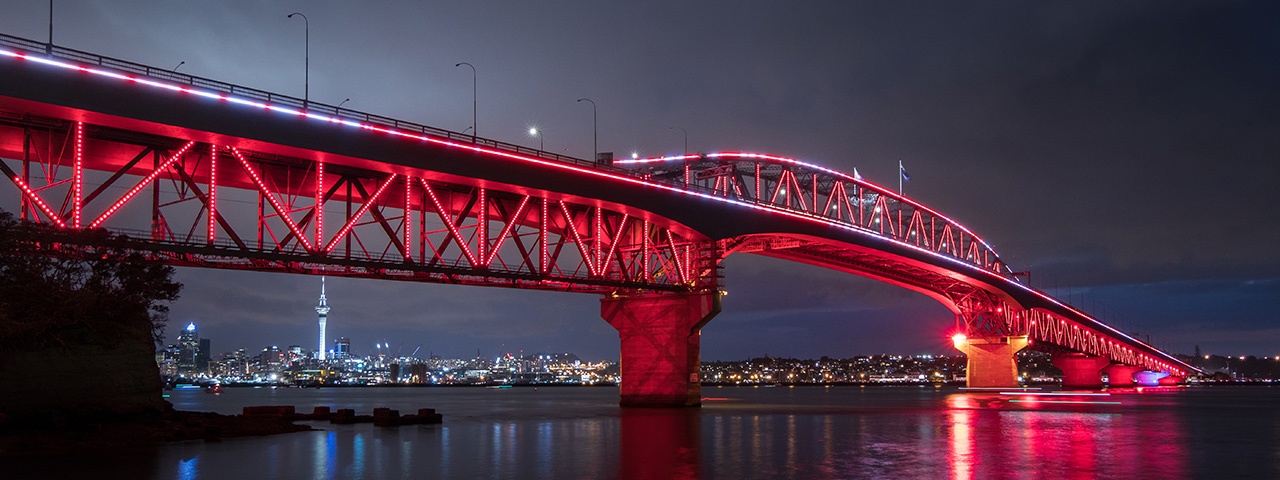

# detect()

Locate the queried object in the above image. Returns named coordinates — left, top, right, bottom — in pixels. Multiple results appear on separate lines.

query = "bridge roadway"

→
left=0, top=34, right=1197, bottom=406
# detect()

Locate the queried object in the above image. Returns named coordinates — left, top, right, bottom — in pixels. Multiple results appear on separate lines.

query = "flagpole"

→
left=898, top=160, right=903, bottom=196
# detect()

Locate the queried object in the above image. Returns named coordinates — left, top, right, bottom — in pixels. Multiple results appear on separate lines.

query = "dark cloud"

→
left=2, top=1, right=1275, bottom=358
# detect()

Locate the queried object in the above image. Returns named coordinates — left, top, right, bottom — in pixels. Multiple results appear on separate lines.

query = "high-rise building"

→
left=335, top=337, right=351, bottom=359
left=260, top=346, right=285, bottom=374
left=197, top=338, right=211, bottom=372
left=316, top=276, right=330, bottom=360
left=177, top=322, right=199, bottom=374
left=287, top=345, right=304, bottom=363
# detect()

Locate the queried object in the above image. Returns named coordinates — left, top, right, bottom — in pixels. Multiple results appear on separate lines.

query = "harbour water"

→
left=8, top=385, right=1280, bottom=479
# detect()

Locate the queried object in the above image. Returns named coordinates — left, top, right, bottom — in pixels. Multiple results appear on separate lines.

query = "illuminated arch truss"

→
left=0, top=118, right=718, bottom=294
left=619, top=153, right=1011, bottom=278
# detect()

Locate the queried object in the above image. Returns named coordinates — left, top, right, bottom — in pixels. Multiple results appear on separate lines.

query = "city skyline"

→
left=1, top=2, right=1275, bottom=360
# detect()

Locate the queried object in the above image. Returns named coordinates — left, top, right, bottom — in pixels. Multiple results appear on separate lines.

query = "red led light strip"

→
left=418, top=177, right=479, bottom=267
left=89, top=141, right=195, bottom=229
left=539, top=199, right=549, bottom=274
left=477, top=187, right=487, bottom=265
left=9, top=175, right=66, bottom=227
left=72, top=122, right=83, bottom=229
left=557, top=201, right=597, bottom=276
left=482, top=195, right=531, bottom=267
left=403, top=175, right=413, bottom=261
left=315, top=161, right=324, bottom=249
left=229, top=147, right=314, bottom=252
left=323, top=174, right=397, bottom=253
left=207, top=144, right=217, bottom=243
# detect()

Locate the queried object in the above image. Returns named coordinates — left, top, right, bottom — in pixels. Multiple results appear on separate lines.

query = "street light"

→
left=577, top=98, right=596, bottom=162
left=172, top=61, right=185, bottom=72
left=669, top=126, right=688, bottom=156
left=286, top=12, right=309, bottom=108
left=338, top=98, right=350, bottom=109
left=455, top=62, right=476, bottom=141
left=47, top=0, right=53, bottom=56
left=528, top=127, right=544, bottom=151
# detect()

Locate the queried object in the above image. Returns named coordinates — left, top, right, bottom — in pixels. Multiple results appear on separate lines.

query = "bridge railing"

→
left=0, top=32, right=606, bottom=170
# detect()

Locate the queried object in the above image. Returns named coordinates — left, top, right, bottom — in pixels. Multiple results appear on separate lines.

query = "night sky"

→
left=1, top=1, right=1276, bottom=361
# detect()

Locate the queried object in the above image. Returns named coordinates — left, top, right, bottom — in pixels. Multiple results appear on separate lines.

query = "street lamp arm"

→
left=456, top=63, right=477, bottom=140
left=287, top=12, right=309, bottom=107
left=669, top=126, right=688, bottom=155
left=577, top=98, right=597, bottom=161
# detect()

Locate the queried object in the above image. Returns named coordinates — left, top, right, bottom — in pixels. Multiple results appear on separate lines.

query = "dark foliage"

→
left=0, top=209, right=182, bottom=352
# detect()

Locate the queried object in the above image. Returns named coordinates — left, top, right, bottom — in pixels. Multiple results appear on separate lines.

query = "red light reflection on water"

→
left=620, top=408, right=700, bottom=480
left=948, top=395, right=976, bottom=480
left=945, top=392, right=1189, bottom=479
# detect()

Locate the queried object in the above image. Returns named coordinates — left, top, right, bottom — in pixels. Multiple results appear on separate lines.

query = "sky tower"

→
left=316, top=276, right=330, bottom=360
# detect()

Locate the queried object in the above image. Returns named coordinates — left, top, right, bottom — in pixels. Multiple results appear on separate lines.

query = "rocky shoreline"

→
left=0, top=403, right=444, bottom=456
left=0, top=407, right=312, bottom=456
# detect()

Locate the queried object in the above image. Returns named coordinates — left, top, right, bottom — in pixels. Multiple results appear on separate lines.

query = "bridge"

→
left=0, top=33, right=1196, bottom=406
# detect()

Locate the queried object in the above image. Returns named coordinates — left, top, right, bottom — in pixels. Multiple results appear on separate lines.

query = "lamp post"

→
left=577, top=98, right=596, bottom=161
left=338, top=98, right=350, bottom=109
left=455, top=62, right=476, bottom=141
left=287, top=12, right=309, bottom=108
left=172, top=61, right=185, bottom=72
left=528, top=128, right=544, bottom=151
left=47, top=0, right=53, bottom=56
left=669, top=126, right=687, bottom=156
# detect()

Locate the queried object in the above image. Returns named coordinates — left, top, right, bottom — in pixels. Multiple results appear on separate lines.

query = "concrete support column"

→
left=602, top=291, right=720, bottom=407
left=1052, top=354, right=1111, bottom=389
left=1102, top=364, right=1143, bottom=387
left=1135, top=370, right=1170, bottom=386
left=952, top=335, right=1028, bottom=388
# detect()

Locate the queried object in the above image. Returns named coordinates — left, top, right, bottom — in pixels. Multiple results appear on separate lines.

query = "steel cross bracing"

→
left=620, top=153, right=1010, bottom=278
left=0, top=117, right=718, bottom=294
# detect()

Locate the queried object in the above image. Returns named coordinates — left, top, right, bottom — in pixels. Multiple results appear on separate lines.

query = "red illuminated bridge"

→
left=0, top=33, right=1197, bottom=406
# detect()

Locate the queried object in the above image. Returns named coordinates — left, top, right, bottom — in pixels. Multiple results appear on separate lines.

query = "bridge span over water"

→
left=0, top=33, right=1196, bottom=406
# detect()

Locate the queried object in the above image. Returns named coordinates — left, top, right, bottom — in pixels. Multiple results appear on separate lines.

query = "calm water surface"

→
left=8, top=385, right=1280, bottom=479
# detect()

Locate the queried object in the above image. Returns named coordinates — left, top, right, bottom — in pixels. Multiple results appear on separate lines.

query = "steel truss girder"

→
left=0, top=116, right=718, bottom=294
left=947, top=290, right=1181, bottom=374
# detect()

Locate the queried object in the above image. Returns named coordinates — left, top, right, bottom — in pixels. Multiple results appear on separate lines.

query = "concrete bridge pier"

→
left=601, top=291, right=721, bottom=407
left=1102, top=363, right=1143, bottom=387
left=953, top=335, right=1028, bottom=388
left=1052, top=353, right=1111, bottom=389
left=1134, top=370, right=1170, bottom=386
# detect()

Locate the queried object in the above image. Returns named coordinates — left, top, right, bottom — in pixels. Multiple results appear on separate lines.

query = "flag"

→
left=900, top=163, right=911, bottom=182
left=853, top=168, right=863, bottom=181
